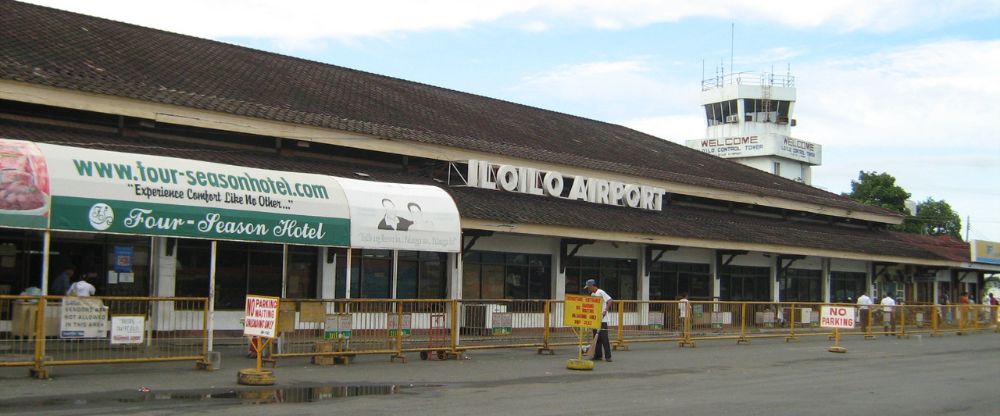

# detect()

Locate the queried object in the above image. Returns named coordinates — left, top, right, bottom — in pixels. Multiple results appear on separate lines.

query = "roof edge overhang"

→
left=1, top=80, right=901, bottom=226
left=461, top=218, right=974, bottom=269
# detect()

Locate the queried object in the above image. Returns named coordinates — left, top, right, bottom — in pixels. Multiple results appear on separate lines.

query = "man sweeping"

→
left=584, top=279, right=613, bottom=362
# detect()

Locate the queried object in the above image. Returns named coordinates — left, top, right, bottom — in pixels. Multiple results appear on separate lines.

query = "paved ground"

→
left=1, top=331, right=998, bottom=415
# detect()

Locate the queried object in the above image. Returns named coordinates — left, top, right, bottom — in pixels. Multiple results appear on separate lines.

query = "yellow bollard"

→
left=566, top=328, right=595, bottom=371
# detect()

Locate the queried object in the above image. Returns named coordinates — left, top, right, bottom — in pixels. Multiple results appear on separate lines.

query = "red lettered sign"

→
left=820, top=306, right=856, bottom=329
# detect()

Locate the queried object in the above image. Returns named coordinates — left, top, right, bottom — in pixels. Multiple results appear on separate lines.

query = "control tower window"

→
left=705, top=99, right=738, bottom=126
left=743, top=99, right=791, bottom=123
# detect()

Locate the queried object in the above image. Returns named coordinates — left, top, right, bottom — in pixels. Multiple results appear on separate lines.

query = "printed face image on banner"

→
left=338, top=178, right=460, bottom=252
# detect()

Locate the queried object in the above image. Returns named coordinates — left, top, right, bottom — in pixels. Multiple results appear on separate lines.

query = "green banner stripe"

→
left=0, top=213, right=49, bottom=230
left=51, top=196, right=349, bottom=246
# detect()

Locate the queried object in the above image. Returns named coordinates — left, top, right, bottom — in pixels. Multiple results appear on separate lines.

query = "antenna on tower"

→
left=730, top=22, right=735, bottom=76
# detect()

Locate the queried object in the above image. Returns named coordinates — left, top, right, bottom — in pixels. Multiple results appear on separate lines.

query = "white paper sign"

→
left=111, top=316, right=145, bottom=344
left=243, top=295, right=280, bottom=338
left=60, top=297, right=109, bottom=338
left=820, top=306, right=856, bottom=329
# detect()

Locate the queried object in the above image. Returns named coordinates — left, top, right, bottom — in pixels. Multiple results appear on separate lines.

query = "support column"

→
left=320, top=248, right=336, bottom=299
left=821, top=258, right=831, bottom=303
left=553, top=238, right=566, bottom=300
left=772, top=256, right=780, bottom=303
left=448, top=252, right=463, bottom=300
left=711, top=250, right=721, bottom=300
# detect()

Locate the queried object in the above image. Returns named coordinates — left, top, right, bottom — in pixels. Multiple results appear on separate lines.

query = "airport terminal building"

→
left=1, top=1, right=998, bottom=331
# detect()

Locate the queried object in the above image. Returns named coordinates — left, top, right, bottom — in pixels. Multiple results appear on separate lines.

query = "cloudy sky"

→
left=25, top=0, right=1000, bottom=242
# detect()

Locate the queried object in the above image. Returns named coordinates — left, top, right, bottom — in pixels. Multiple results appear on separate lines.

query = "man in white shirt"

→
left=856, top=292, right=873, bottom=332
left=585, top=279, right=613, bottom=362
left=678, top=292, right=689, bottom=333
left=880, top=293, right=896, bottom=335
left=66, top=274, right=96, bottom=297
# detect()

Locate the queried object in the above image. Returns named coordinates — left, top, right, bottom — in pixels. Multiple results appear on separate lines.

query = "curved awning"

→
left=0, top=138, right=460, bottom=251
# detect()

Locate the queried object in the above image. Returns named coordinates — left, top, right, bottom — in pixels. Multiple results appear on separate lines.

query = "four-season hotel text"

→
left=72, top=159, right=330, bottom=204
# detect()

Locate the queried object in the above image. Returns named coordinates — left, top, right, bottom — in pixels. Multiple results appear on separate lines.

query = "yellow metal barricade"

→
left=1, top=295, right=210, bottom=378
left=613, top=301, right=686, bottom=346
left=455, top=299, right=548, bottom=351
left=0, top=295, right=43, bottom=367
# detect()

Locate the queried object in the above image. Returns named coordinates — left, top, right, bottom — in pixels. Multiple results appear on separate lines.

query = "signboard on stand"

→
left=563, top=294, right=603, bottom=329
left=820, top=306, right=856, bottom=329
left=243, top=295, right=280, bottom=339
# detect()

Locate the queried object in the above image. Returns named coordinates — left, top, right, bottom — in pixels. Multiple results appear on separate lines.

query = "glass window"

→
left=247, top=244, right=283, bottom=297
left=649, top=262, right=710, bottom=300
left=285, top=246, right=318, bottom=299
left=333, top=247, right=347, bottom=299
left=351, top=250, right=391, bottom=299
left=780, top=268, right=821, bottom=302
left=564, top=256, right=637, bottom=300
left=830, top=271, right=865, bottom=303
left=175, top=239, right=210, bottom=299
left=396, top=251, right=446, bottom=299
left=719, top=265, right=770, bottom=301
left=463, top=251, right=552, bottom=300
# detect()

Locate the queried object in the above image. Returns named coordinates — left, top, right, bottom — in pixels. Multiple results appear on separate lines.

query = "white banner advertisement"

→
left=0, top=138, right=464, bottom=252
left=338, top=178, right=461, bottom=252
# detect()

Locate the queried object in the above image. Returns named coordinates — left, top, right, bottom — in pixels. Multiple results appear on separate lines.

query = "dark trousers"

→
left=882, top=312, right=896, bottom=334
left=591, top=323, right=611, bottom=360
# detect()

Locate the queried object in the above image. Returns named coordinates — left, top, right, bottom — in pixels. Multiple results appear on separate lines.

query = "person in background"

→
left=677, top=292, right=689, bottom=333
left=987, top=293, right=998, bottom=326
left=958, top=291, right=971, bottom=325
left=51, top=265, right=74, bottom=296
left=66, top=272, right=96, bottom=297
left=584, top=279, right=613, bottom=362
left=880, top=293, right=896, bottom=335
left=856, top=292, right=873, bottom=333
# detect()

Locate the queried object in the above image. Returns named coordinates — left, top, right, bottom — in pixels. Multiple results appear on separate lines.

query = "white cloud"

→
left=23, top=0, right=1000, bottom=42
left=513, top=58, right=698, bottom=118
left=795, top=40, right=1000, bottom=148
left=620, top=114, right=705, bottom=142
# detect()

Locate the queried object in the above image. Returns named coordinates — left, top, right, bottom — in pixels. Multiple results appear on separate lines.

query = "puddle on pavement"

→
left=4, top=384, right=409, bottom=409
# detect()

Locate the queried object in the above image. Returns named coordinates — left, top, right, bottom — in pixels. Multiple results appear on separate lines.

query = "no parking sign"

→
left=820, top=306, right=856, bottom=329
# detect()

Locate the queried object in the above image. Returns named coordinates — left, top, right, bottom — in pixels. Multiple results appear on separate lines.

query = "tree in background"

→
left=844, top=171, right=963, bottom=237
left=913, top=198, right=962, bottom=238
left=845, top=170, right=913, bottom=219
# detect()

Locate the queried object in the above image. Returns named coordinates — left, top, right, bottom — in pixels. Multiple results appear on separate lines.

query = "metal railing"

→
left=0, top=295, right=210, bottom=378
left=4, top=296, right=996, bottom=377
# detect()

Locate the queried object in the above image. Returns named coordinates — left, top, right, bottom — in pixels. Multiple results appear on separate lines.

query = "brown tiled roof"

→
left=0, top=122, right=950, bottom=263
left=0, top=1, right=900, bottom=221
left=889, top=233, right=970, bottom=263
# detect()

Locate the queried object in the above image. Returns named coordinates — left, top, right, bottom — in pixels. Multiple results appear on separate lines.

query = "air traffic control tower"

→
left=685, top=71, right=822, bottom=185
